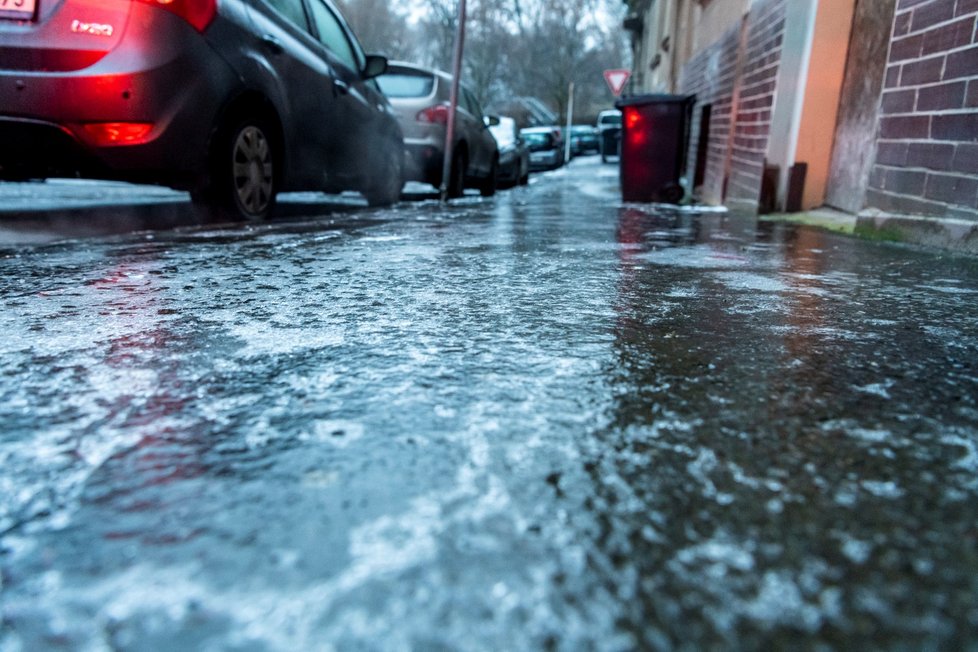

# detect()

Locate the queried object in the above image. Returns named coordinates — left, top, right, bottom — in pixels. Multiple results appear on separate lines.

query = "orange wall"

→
left=794, top=0, right=857, bottom=210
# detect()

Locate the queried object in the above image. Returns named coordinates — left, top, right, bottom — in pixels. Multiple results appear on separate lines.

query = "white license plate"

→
left=0, top=0, right=36, bottom=20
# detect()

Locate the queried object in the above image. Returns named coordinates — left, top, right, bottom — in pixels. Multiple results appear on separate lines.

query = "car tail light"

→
left=82, top=122, right=154, bottom=145
left=134, top=0, right=216, bottom=32
left=416, top=104, right=450, bottom=126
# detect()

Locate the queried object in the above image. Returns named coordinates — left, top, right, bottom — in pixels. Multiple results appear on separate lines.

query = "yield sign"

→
left=603, top=69, right=631, bottom=97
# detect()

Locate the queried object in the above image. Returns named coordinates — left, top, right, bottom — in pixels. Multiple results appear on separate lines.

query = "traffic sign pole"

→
left=564, top=82, right=574, bottom=164
left=440, top=0, right=467, bottom=202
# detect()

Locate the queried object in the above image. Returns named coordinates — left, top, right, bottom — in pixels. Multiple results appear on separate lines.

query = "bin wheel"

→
left=662, top=183, right=684, bottom=204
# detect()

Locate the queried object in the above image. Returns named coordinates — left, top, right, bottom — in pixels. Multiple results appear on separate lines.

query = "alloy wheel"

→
left=231, top=125, right=273, bottom=218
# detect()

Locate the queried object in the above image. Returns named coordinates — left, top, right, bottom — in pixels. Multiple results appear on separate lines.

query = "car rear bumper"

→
left=528, top=150, right=560, bottom=171
left=403, top=138, right=444, bottom=186
left=0, top=9, right=238, bottom=188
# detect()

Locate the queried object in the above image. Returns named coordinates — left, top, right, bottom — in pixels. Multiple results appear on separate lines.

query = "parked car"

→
left=0, top=0, right=405, bottom=220
left=569, top=125, right=600, bottom=156
left=520, top=127, right=564, bottom=172
left=597, top=109, right=623, bottom=162
left=376, top=62, right=499, bottom=198
left=545, top=126, right=566, bottom=160
left=489, top=116, right=529, bottom=187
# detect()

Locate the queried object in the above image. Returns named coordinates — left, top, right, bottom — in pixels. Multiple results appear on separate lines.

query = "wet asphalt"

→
left=1, top=158, right=977, bottom=650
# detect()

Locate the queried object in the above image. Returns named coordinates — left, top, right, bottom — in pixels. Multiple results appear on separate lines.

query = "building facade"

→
left=623, top=0, right=978, bottom=225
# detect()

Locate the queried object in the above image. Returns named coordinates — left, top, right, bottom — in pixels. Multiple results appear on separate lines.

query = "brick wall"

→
left=867, top=0, right=978, bottom=221
left=679, top=0, right=786, bottom=210
left=680, top=26, right=743, bottom=205
left=725, top=0, right=787, bottom=208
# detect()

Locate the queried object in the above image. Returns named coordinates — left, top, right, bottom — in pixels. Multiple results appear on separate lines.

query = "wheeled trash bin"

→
left=615, top=94, right=695, bottom=203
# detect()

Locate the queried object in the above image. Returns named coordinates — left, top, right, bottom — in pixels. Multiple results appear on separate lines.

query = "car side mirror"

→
left=362, top=54, right=388, bottom=80
left=484, top=115, right=501, bottom=127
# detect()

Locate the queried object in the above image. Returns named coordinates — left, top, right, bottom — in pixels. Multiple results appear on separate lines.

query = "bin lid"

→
left=615, top=93, right=695, bottom=109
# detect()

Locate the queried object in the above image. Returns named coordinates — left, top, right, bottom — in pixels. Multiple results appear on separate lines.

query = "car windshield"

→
left=599, top=114, right=621, bottom=127
left=522, top=132, right=552, bottom=150
left=376, top=72, right=434, bottom=98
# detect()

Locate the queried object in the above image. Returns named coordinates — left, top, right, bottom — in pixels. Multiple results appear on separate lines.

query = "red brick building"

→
left=623, top=0, right=978, bottom=229
left=870, top=0, right=978, bottom=222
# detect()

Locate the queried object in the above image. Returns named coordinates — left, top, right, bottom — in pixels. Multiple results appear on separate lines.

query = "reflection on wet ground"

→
left=1, top=159, right=977, bottom=649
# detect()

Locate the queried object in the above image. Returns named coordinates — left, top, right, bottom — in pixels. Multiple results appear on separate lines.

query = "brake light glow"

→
left=417, top=104, right=450, bottom=126
left=82, top=122, right=154, bottom=145
left=625, top=108, right=646, bottom=147
left=134, top=0, right=216, bottom=32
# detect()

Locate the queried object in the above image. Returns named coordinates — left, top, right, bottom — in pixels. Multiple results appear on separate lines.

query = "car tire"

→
left=479, top=156, right=498, bottom=197
left=447, top=149, right=466, bottom=199
left=365, top=142, right=404, bottom=207
left=195, top=114, right=277, bottom=222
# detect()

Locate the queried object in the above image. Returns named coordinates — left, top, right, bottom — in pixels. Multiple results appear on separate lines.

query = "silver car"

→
left=376, top=62, right=498, bottom=198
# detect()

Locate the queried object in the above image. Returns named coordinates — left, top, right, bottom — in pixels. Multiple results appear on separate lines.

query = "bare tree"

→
left=414, top=0, right=457, bottom=71
left=333, top=0, right=418, bottom=60
left=336, top=0, right=629, bottom=122
left=506, top=0, right=629, bottom=122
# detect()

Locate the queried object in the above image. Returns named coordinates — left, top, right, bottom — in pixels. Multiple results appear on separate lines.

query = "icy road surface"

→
left=2, top=159, right=977, bottom=650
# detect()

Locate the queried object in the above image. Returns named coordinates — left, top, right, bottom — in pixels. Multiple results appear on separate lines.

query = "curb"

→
left=760, top=208, right=978, bottom=256
left=758, top=208, right=856, bottom=235
left=853, top=210, right=978, bottom=255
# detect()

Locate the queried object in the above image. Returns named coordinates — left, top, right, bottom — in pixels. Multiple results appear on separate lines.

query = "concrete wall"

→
left=626, top=0, right=702, bottom=94
left=865, top=0, right=978, bottom=221
left=695, top=0, right=751, bottom=51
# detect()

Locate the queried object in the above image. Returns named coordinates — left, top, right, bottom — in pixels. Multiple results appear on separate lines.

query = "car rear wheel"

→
left=195, top=115, right=277, bottom=222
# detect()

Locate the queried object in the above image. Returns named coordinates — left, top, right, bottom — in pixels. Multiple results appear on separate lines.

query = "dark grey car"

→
left=0, top=0, right=404, bottom=219
left=489, top=116, right=529, bottom=187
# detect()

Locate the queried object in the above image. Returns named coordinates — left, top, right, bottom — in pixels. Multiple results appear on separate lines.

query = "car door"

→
left=244, top=0, right=334, bottom=188
left=303, top=0, right=381, bottom=185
